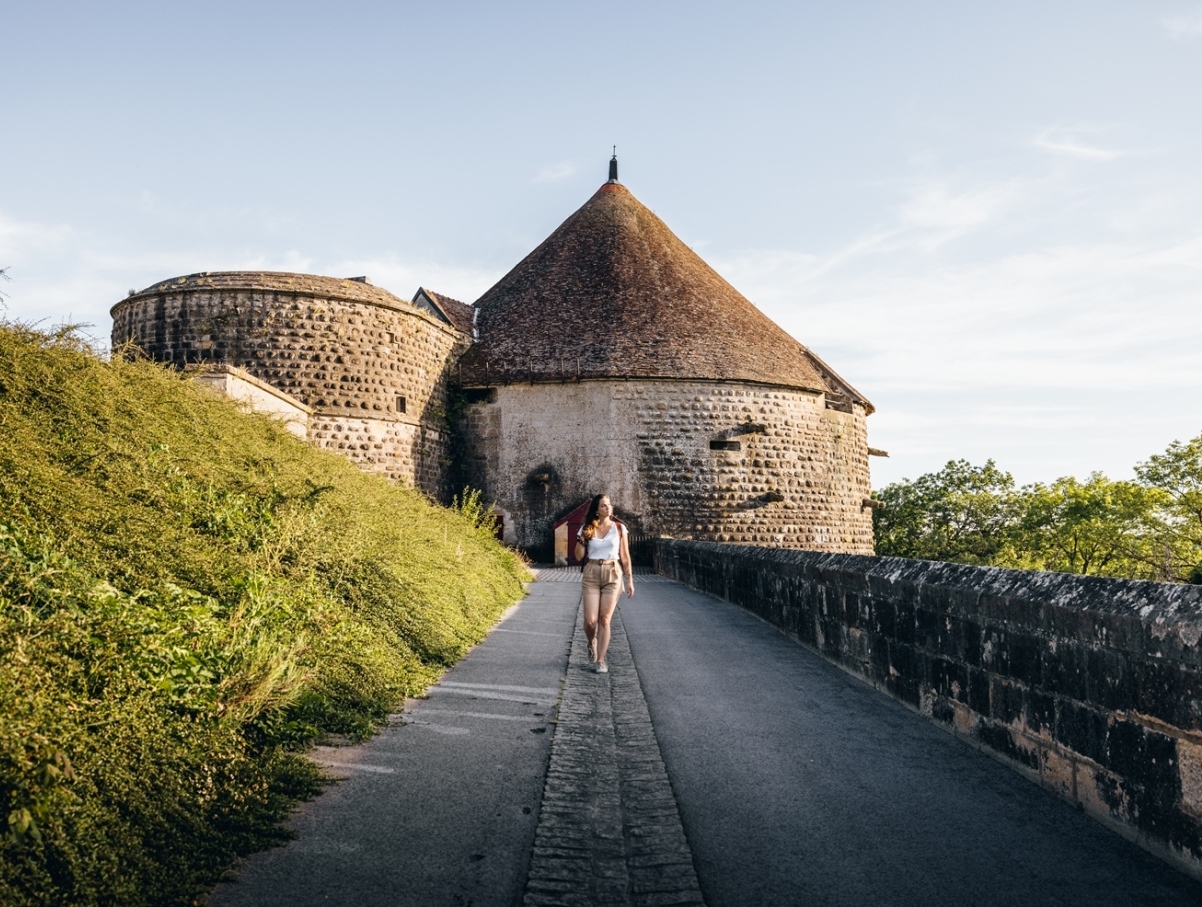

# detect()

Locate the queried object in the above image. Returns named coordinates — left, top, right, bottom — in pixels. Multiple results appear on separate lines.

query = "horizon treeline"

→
left=872, top=436, right=1202, bottom=583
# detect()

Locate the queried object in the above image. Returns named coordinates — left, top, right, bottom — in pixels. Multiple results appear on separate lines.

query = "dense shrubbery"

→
left=873, top=444, right=1202, bottom=582
left=0, top=324, right=529, bottom=905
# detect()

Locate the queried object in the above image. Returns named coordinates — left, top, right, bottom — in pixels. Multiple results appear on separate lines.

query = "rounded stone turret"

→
left=111, top=271, right=469, bottom=495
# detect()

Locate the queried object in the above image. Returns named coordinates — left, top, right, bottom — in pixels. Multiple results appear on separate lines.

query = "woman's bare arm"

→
left=620, top=528, right=635, bottom=598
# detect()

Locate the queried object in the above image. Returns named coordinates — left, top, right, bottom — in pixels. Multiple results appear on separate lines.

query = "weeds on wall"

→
left=0, top=324, right=529, bottom=905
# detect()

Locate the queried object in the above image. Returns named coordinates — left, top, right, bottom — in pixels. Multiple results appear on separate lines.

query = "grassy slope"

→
left=0, top=325, right=529, bottom=905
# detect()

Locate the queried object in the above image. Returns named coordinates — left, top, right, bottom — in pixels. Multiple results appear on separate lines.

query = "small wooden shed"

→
left=552, top=500, right=591, bottom=567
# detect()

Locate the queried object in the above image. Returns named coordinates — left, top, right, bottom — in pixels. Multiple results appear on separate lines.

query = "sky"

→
left=3, top=1, right=1200, bottom=491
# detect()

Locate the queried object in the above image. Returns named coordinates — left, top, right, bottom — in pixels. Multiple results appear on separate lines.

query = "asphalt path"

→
left=620, top=578, right=1202, bottom=907
left=208, top=571, right=1202, bottom=906
left=208, top=579, right=577, bottom=907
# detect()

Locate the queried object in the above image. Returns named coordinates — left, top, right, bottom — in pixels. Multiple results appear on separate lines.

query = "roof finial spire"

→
left=608, top=147, right=619, bottom=184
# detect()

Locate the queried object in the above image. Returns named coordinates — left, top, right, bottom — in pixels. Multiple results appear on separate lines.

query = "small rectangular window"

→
left=710, top=440, right=741, bottom=451
left=396, top=396, right=407, bottom=414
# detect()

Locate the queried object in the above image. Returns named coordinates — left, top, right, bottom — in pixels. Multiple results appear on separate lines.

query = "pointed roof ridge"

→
left=413, top=287, right=475, bottom=336
left=459, top=182, right=871, bottom=410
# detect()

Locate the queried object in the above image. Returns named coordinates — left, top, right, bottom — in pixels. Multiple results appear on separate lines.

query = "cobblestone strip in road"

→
left=523, top=592, right=705, bottom=907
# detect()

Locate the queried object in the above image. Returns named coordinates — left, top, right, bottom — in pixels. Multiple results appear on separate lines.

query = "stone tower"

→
left=110, top=271, right=472, bottom=497
left=457, top=162, right=876, bottom=557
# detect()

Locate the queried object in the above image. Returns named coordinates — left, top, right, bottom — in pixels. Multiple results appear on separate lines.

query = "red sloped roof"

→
left=419, top=289, right=475, bottom=337
left=457, top=182, right=871, bottom=410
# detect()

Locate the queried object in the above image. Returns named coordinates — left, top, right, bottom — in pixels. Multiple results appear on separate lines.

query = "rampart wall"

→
left=461, top=379, right=873, bottom=557
left=112, top=275, right=465, bottom=497
left=189, top=363, right=311, bottom=439
left=654, top=539, right=1202, bottom=880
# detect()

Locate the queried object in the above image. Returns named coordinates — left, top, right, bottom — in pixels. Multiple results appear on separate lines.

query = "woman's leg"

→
left=594, top=587, right=621, bottom=666
left=582, top=581, right=601, bottom=660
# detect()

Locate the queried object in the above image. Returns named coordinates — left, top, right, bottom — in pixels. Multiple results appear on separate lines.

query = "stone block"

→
left=1001, top=630, right=1042, bottom=688
left=990, top=676, right=1024, bottom=725
left=1179, top=739, right=1202, bottom=819
left=977, top=720, right=1039, bottom=770
left=1040, top=745, right=1078, bottom=801
left=1025, top=687, right=1056, bottom=734
left=1054, top=700, right=1108, bottom=765
left=967, top=666, right=991, bottom=716
left=1042, top=639, right=1089, bottom=701
left=1085, top=647, right=1136, bottom=712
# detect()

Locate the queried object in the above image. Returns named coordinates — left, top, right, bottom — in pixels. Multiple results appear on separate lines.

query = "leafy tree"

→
left=873, top=459, right=1020, bottom=564
left=1011, top=473, right=1165, bottom=578
left=1135, top=433, right=1202, bottom=582
left=872, top=436, right=1202, bottom=583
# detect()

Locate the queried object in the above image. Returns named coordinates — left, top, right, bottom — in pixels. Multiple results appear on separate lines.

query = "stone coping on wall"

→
left=653, top=539, right=1202, bottom=881
left=113, top=271, right=466, bottom=341
left=453, top=368, right=869, bottom=412
left=655, top=540, right=1202, bottom=662
left=187, top=363, right=314, bottom=414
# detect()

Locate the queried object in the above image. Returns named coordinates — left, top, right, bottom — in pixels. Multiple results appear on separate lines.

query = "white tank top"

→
left=580, top=522, right=624, bottom=560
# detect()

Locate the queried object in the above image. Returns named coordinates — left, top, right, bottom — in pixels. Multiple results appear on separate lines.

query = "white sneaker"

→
left=596, top=661, right=608, bottom=674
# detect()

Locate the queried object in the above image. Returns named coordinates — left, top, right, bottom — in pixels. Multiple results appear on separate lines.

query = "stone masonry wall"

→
left=654, top=539, right=1202, bottom=880
left=460, top=378, right=874, bottom=557
left=190, top=364, right=311, bottom=439
left=112, top=285, right=464, bottom=498
left=308, top=414, right=446, bottom=489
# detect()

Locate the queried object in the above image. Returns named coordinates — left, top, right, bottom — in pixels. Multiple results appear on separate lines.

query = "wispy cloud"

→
left=131, top=192, right=301, bottom=236
left=1162, top=7, right=1202, bottom=38
left=234, top=250, right=314, bottom=274
left=728, top=178, right=1030, bottom=288
left=320, top=256, right=501, bottom=303
left=726, top=232, right=1202, bottom=394
left=533, top=162, right=576, bottom=183
left=0, top=210, right=504, bottom=344
left=0, top=213, right=73, bottom=262
left=711, top=167, right=1202, bottom=486
left=896, top=178, right=1028, bottom=251
left=1033, top=132, right=1128, bottom=161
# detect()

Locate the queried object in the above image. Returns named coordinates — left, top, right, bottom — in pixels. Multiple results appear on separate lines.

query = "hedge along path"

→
left=0, top=324, right=530, bottom=906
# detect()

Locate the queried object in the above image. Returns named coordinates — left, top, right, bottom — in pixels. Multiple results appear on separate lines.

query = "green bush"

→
left=0, top=324, right=529, bottom=905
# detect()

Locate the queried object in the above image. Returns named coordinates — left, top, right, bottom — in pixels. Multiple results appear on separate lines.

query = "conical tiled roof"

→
left=457, top=181, right=870, bottom=410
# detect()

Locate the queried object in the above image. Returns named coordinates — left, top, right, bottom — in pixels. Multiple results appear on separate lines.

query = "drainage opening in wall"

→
left=463, top=388, right=498, bottom=404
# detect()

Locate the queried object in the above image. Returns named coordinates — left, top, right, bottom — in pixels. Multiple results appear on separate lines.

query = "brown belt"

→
left=587, top=558, right=616, bottom=565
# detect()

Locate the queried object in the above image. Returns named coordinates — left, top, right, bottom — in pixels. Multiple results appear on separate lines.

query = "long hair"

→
left=580, top=493, right=606, bottom=542
left=581, top=493, right=623, bottom=542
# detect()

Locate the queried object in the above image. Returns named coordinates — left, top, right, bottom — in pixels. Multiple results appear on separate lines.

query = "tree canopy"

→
left=873, top=432, right=1202, bottom=583
left=873, top=459, right=1019, bottom=565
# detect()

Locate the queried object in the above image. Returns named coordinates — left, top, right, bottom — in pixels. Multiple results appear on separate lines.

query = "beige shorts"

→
left=582, top=559, right=622, bottom=595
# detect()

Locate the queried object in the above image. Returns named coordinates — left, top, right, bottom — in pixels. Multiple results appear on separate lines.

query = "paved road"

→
left=210, top=571, right=1202, bottom=907
left=620, top=577, right=1202, bottom=907
left=209, top=579, right=576, bottom=907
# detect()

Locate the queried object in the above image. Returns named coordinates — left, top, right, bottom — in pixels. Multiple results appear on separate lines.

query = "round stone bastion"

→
left=110, top=271, right=467, bottom=496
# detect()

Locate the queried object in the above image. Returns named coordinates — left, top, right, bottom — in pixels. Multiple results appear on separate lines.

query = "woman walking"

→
left=574, top=493, right=635, bottom=674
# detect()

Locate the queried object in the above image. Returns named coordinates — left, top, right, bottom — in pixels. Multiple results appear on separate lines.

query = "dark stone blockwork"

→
left=654, top=539, right=1202, bottom=882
